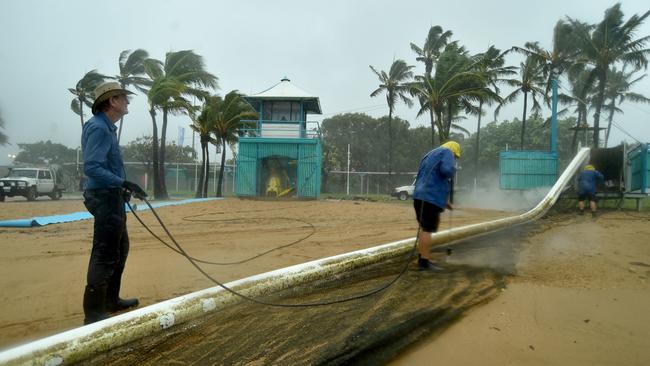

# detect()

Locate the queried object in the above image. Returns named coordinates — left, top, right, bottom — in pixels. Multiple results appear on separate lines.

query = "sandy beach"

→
left=1, top=197, right=648, bottom=366
left=391, top=210, right=650, bottom=366
left=0, top=197, right=507, bottom=350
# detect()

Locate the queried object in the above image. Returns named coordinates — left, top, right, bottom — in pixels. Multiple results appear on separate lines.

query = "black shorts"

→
left=578, top=193, right=597, bottom=202
left=413, top=199, right=443, bottom=232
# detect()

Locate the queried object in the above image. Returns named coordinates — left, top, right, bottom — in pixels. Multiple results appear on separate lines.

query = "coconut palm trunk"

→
left=387, top=106, right=393, bottom=186
left=429, top=109, right=436, bottom=146
left=571, top=109, right=582, bottom=153
left=149, top=108, right=163, bottom=198
left=592, top=74, right=607, bottom=148
left=604, top=99, right=617, bottom=147
left=195, top=139, right=207, bottom=198
left=79, top=102, right=85, bottom=129
left=117, top=117, right=125, bottom=144
left=474, top=100, right=483, bottom=190
left=520, top=91, right=528, bottom=150
left=216, top=137, right=227, bottom=197
left=158, top=108, right=169, bottom=198
left=203, top=144, right=210, bottom=198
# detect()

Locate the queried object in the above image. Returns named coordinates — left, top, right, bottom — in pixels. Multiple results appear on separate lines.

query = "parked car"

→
left=0, top=167, right=65, bottom=201
left=391, top=179, right=416, bottom=201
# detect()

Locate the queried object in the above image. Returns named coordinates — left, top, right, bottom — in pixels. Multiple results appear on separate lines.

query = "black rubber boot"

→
left=418, top=258, right=444, bottom=272
left=106, top=297, right=139, bottom=312
left=106, top=275, right=139, bottom=313
left=83, top=284, right=110, bottom=325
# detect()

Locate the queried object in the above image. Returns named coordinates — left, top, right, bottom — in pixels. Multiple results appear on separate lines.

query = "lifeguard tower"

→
left=235, top=77, right=322, bottom=198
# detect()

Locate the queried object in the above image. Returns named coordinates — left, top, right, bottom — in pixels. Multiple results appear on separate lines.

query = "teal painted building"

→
left=499, top=80, right=560, bottom=190
left=629, top=143, right=649, bottom=194
left=236, top=78, right=322, bottom=198
left=499, top=151, right=558, bottom=190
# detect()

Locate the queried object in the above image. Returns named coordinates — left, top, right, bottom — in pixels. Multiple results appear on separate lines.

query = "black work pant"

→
left=83, top=188, right=130, bottom=299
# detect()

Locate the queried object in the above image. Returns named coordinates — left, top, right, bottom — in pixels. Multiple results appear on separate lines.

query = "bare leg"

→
left=578, top=200, right=585, bottom=211
left=590, top=200, right=597, bottom=212
left=417, top=229, right=432, bottom=259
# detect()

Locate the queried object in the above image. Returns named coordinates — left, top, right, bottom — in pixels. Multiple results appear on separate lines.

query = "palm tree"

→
left=558, top=68, right=593, bottom=152
left=410, top=44, right=497, bottom=142
left=602, top=66, right=650, bottom=146
left=143, top=58, right=184, bottom=199
left=569, top=3, right=650, bottom=147
left=369, top=59, right=414, bottom=183
left=112, top=49, right=150, bottom=144
left=208, top=91, right=257, bottom=197
left=512, top=20, right=582, bottom=99
left=410, top=25, right=454, bottom=146
left=144, top=51, right=218, bottom=198
left=190, top=102, right=216, bottom=198
left=471, top=46, right=514, bottom=187
left=497, top=56, right=547, bottom=149
left=69, top=70, right=105, bottom=129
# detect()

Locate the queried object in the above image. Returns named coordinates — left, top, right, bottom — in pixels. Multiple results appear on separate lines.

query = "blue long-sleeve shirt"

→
left=578, top=169, right=604, bottom=195
left=82, top=112, right=125, bottom=190
left=413, top=147, right=456, bottom=209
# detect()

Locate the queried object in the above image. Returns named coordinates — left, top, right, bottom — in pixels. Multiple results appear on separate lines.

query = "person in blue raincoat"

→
left=578, top=164, right=604, bottom=217
left=412, top=141, right=460, bottom=271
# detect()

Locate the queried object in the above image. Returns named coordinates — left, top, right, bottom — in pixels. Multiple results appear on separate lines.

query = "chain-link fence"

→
left=20, top=162, right=419, bottom=197
left=57, top=162, right=236, bottom=196
left=322, top=171, right=416, bottom=195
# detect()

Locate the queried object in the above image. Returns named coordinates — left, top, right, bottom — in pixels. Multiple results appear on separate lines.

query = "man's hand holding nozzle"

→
left=122, top=180, right=147, bottom=200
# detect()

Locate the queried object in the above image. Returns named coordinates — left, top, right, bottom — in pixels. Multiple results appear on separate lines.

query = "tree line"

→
left=369, top=3, right=649, bottom=186
left=320, top=112, right=578, bottom=191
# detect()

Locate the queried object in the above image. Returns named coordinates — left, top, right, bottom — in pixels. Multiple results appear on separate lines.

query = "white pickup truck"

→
left=0, top=167, right=65, bottom=201
left=391, top=179, right=416, bottom=201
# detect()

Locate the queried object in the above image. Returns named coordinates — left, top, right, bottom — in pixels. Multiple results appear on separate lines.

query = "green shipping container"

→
left=628, top=143, right=649, bottom=193
left=235, top=137, right=322, bottom=198
left=499, top=151, right=558, bottom=190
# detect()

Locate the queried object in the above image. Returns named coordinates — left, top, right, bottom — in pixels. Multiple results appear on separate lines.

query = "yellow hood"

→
left=441, top=141, right=461, bottom=158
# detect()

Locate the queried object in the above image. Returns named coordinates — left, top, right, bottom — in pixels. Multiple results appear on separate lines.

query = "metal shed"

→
left=628, top=143, right=649, bottom=194
left=499, top=151, right=558, bottom=190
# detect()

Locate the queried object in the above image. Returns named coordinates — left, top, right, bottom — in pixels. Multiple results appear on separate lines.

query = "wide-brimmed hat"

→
left=441, top=141, right=461, bottom=158
left=91, top=81, right=134, bottom=115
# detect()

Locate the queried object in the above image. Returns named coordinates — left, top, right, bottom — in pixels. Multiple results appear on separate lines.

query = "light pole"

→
left=346, top=144, right=350, bottom=195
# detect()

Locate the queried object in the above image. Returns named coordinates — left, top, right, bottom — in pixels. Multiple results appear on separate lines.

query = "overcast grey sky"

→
left=1, top=0, right=649, bottom=165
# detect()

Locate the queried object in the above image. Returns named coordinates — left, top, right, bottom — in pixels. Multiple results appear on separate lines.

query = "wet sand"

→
left=391, top=211, right=650, bottom=366
left=0, top=197, right=508, bottom=350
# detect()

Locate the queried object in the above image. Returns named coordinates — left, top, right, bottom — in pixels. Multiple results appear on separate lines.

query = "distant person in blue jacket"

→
left=578, top=164, right=604, bottom=217
left=412, top=141, right=460, bottom=271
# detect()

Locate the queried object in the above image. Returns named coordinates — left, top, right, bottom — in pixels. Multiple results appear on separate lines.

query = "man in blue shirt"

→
left=578, top=164, right=604, bottom=217
left=412, top=141, right=460, bottom=271
left=81, top=81, right=147, bottom=324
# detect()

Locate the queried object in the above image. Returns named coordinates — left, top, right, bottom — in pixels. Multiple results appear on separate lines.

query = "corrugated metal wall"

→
left=499, top=151, right=558, bottom=190
left=235, top=138, right=321, bottom=198
left=629, top=143, right=649, bottom=193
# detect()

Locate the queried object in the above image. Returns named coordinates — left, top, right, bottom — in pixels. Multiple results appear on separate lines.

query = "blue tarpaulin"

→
left=0, top=198, right=221, bottom=227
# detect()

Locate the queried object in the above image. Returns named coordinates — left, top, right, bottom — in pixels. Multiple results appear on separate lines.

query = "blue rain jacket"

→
left=413, top=147, right=456, bottom=209
left=82, top=112, right=125, bottom=189
left=578, top=169, right=604, bottom=195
